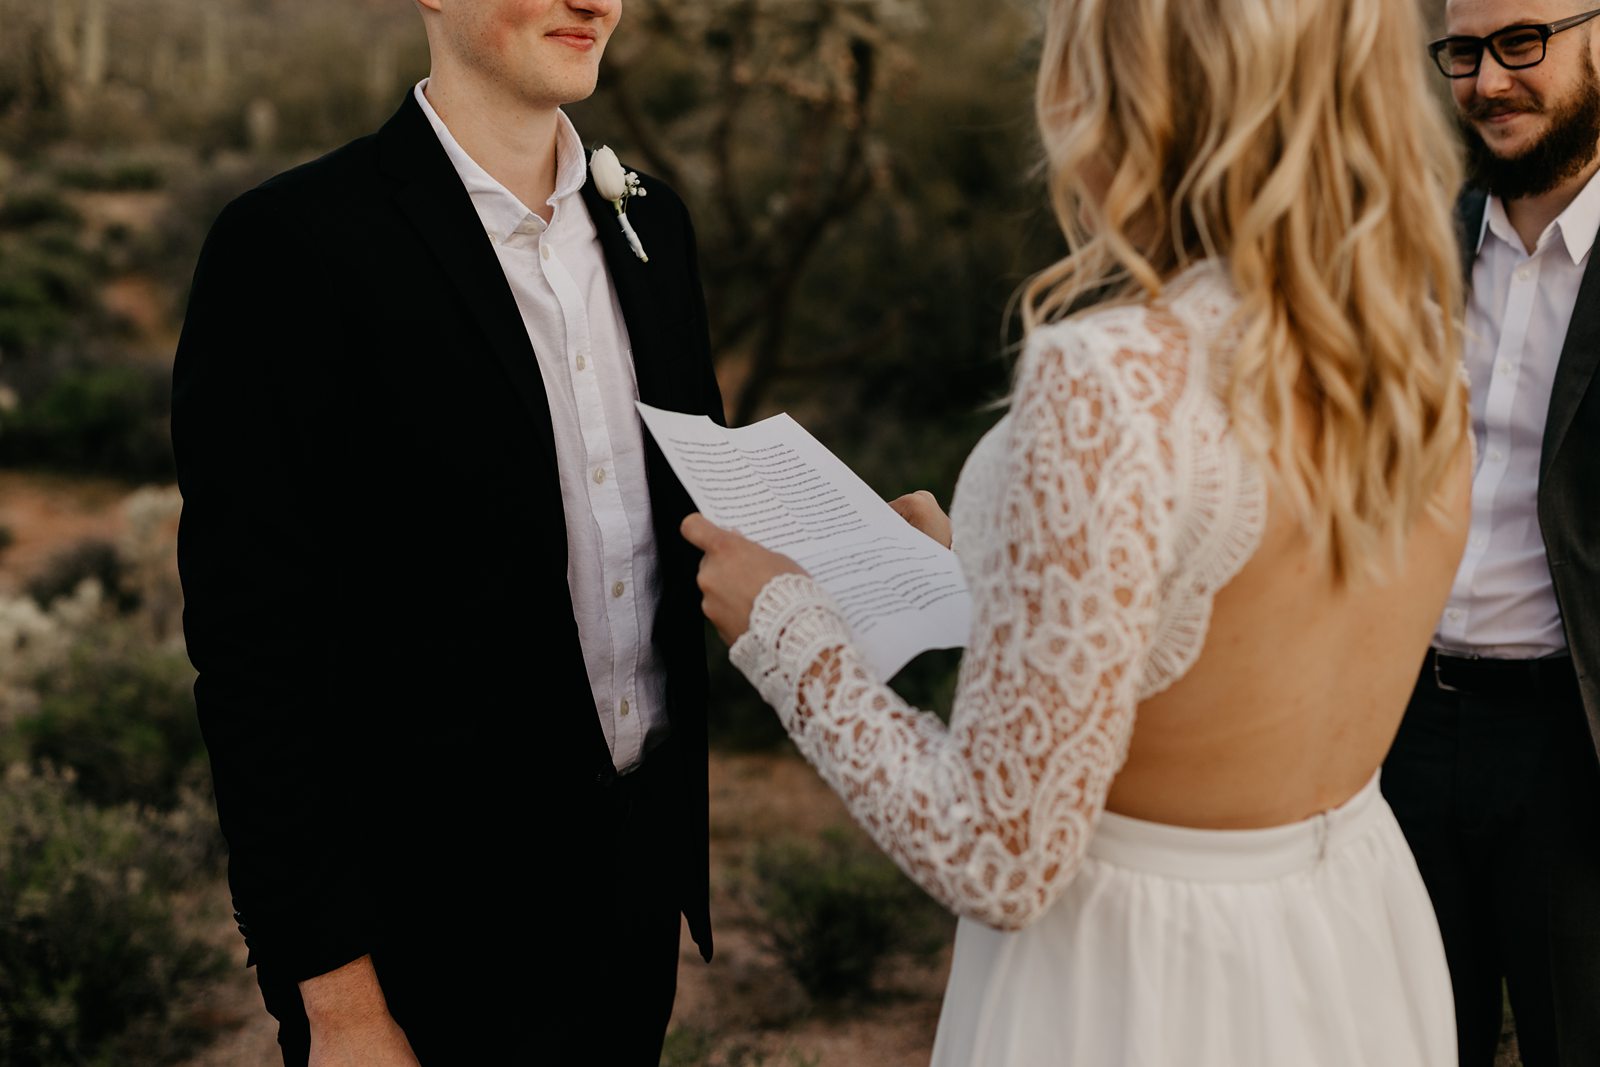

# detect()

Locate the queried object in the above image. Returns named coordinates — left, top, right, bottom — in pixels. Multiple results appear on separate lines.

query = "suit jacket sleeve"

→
left=172, top=188, right=373, bottom=983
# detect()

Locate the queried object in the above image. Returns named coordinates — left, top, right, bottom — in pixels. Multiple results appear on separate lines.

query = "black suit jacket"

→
left=1458, top=190, right=1600, bottom=761
left=172, top=93, right=721, bottom=988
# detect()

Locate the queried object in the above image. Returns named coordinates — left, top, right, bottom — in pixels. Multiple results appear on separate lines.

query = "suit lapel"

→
left=579, top=175, right=680, bottom=414
left=1457, top=186, right=1598, bottom=483
left=1542, top=224, right=1600, bottom=482
left=377, top=94, right=559, bottom=468
left=1457, top=189, right=1487, bottom=284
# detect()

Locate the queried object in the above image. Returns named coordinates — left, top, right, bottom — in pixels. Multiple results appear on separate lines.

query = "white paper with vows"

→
left=636, top=402, right=971, bottom=679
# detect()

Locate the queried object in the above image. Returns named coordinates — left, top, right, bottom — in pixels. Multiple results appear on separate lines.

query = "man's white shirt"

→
left=1436, top=167, right=1600, bottom=658
left=415, top=79, right=668, bottom=772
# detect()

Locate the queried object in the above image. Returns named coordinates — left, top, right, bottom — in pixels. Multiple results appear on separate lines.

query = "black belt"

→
left=1427, top=647, right=1578, bottom=699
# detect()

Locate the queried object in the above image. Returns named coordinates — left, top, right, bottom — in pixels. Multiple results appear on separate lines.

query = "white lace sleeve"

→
left=729, top=313, right=1188, bottom=931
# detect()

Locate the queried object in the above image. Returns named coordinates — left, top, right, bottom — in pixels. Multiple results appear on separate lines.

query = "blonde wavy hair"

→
left=1024, top=0, right=1469, bottom=584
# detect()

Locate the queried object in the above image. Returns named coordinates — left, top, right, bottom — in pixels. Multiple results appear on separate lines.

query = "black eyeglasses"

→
left=1429, top=7, right=1600, bottom=78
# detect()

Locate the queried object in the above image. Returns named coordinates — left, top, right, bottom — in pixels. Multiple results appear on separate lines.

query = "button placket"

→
left=544, top=248, right=651, bottom=768
left=1459, top=252, right=1533, bottom=603
left=538, top=224, right=646, bottom=766
left=442, top=109, right=669, bottom=771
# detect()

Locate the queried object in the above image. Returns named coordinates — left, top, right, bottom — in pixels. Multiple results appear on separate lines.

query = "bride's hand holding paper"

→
left=887, top=491, right=952, bottom=549
left=680, top=513, right=805, bottom=645
left=639, top=402, right=971, bottom=679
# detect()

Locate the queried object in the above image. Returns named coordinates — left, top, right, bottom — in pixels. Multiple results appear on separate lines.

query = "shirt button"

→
left=576, top=354, right=586, bottom=371
left=1447, top=608, right=1464, bottom=622
left=541, top=244, right=551, bottom=261
left=619, top=699, right=630, bottom=717
left=594, top=467, right=607, bottom=485
left=1470, top=534, right=1486, bottom=550
left=612, top=581, right=625, bottom=598
left=1496, top=361, right=1513, bottom=376
left=1489, top=448, right=1504, bottom=462
left=1515, top=265, right=1532, bottom=281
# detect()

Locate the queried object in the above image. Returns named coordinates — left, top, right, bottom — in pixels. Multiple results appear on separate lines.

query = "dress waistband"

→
left=1086, top=771, right=1388, bottom=880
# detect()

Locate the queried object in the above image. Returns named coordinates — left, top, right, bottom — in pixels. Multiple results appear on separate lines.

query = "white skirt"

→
left=928, top=772, right=1456, bottom=1067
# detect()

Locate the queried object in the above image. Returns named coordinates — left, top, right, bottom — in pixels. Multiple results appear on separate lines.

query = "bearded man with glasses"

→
left=1383, top=2, right=1600, bottom=1065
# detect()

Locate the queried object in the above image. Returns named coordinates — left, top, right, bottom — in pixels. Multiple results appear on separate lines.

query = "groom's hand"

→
left=889, top=490, right=953, bottom=549
left=681, top=513, right=806, bottom=645
left=301, top=956, right=421, bottom=1067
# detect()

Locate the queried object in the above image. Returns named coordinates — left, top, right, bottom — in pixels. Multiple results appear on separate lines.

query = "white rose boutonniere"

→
left=589, top=145, right=649, bottom=263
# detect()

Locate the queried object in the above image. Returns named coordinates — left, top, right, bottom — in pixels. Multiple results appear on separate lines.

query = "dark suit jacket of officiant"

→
left=1458, top=189, right=1600, bottom=762
left=172, top=92, right=720, bottom=1012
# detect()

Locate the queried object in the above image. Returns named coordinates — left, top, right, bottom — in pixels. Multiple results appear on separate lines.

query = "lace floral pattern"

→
left=729, top=263, right=1266, bottom=930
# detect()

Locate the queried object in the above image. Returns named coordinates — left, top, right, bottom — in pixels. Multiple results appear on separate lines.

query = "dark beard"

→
left=1460, top=58, right=1600, bottom=201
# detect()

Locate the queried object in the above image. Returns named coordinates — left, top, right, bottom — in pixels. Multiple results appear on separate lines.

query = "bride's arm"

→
left=716, top=320, right=1185, bottom=931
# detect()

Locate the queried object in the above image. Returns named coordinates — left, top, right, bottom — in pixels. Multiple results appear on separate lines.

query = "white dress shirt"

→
left=414, top=79, right=668, bottom=771
left=1435, top=168, right=1600, bottom=658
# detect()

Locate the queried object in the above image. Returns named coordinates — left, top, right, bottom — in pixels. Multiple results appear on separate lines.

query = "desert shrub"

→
left=52, top=161, right=165, bottom=192
left=0, top=233, right=99, bottom=353
left=0, top=364, right=174, bottom=480
left=660, top=1031, right=818, bottom=1067
left=11, top=624, right=207, bottom=810
left=0, top=190, right=82, bottom=230
left=0, top=765, right=227, bottom=1067
left=751, top=827, right=951, bottom=1003
left=659, top=1025, right=716, bottom=1067
left=25, top=538, right=135, bottom=612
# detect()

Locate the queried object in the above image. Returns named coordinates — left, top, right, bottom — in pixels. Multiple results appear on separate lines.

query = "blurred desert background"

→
left=0, top=1, right=1519, bottom=1066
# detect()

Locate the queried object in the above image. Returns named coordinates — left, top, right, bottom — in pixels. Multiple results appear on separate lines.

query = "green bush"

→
left=0, top=191, right=82, bottom=230
left=0, top=766, right=227, bottom=1067
left=0, top=234, right=99, bottom=353
left=659, top=1025, right=716, bottom=1067
left=52, top=161, right=165, bottom=192
left=0, top=364, right=174, bottom=480
left=12, top=626, right=207, bottom=811
left=751, top=827, right=951, bottom=1003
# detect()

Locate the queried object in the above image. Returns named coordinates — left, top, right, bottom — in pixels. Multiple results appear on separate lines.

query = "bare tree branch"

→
left=708, top=0, right=758, bottom=250
left=599, top=62, right=686, bottom=189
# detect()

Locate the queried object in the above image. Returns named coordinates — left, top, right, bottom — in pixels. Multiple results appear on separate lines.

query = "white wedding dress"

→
left=728, top=260, right=1456, bottom=1066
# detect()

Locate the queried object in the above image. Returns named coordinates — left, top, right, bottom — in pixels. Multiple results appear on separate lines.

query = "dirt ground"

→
left=0, top=470, right=131, bottom=595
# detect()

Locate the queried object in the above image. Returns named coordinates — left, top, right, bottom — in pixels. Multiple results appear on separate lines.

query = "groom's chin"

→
left=1461, top=126, right=1540, bottom=202
left=536, top=65, right=603, bottom=110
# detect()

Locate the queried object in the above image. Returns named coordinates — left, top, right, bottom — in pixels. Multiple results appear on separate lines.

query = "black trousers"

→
left=257, top=736, right=687, bottom=1067
left=1382, top=654, right=1600, bottom=1067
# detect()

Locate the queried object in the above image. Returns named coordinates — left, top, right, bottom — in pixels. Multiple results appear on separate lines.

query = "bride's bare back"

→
left=725, top=261, right=1473, bottom=929
left=1107, top=425, right=1472, bottom=829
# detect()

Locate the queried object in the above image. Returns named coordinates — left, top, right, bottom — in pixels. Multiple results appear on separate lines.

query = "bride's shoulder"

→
left=1018, top=260, right=1233, bottom=417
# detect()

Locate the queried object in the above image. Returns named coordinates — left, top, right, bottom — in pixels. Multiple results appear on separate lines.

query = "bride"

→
left=681, top=0, right=1471, bottom=1062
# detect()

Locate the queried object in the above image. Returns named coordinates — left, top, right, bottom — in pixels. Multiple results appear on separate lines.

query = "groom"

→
left=1385, top=2, right=1600, bottom=1064
left=171, top=0, right=720, bottom=1062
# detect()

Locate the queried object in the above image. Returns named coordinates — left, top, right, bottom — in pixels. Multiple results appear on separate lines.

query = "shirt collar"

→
left=412, top=78, right=588, bottom=244
left=1479, top=164, right=1600, bottom=266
